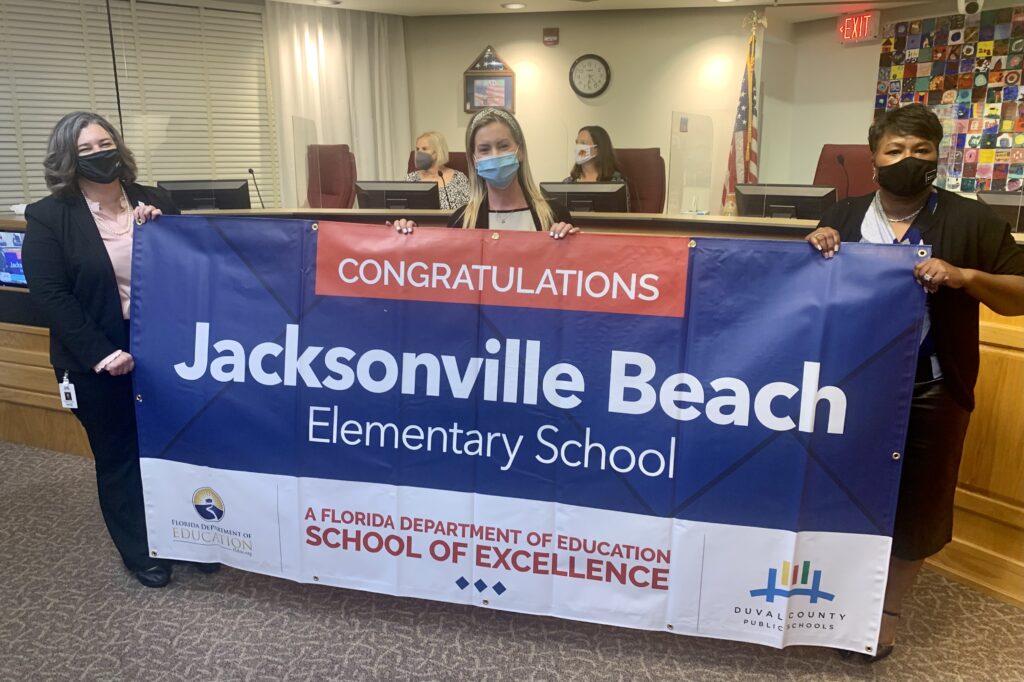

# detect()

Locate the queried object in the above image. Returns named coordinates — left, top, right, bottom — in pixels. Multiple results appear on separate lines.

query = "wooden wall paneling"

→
left=0, top=323, right=92, bottom=458
left=927, top=308, right=1024, bottom=606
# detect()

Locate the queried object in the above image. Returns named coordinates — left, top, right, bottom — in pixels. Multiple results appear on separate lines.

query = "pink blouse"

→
left=85, top=194, right=134, bottom=320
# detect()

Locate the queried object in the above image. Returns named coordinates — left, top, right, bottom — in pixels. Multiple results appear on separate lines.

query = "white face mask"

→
left=575, top=143, right=597, bottom=165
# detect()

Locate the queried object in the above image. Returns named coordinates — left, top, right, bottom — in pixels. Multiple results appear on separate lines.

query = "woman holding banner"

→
left=390, top=108, right=578, bottom=236
left=22, top=112, right=217, bottom=588
left=807, top=103, right=1024, bottom=660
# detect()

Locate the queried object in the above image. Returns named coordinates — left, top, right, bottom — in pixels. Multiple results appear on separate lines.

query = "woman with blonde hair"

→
left=391, top=108, right=578, bottom=237
left=406, top=131, right=469, bottom=210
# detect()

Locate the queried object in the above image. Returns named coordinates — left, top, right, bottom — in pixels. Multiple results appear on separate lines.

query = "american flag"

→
left=474, top=79, right=506, bottom=107
left=722, top=32, right=759, bottom=211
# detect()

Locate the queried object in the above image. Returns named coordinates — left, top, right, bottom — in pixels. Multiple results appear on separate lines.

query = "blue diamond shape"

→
left=455, top=577, right=469, bottom=590
left=474, top=579, right=487, bottom=592
left=492, top=581, right=506, bottom=595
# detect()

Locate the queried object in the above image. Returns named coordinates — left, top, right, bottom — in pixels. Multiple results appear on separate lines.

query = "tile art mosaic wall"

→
left=877, top=7, right=1024, bottom=192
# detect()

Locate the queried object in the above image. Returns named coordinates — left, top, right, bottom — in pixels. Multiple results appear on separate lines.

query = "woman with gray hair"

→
left=22, top=111, right=215, bottom=588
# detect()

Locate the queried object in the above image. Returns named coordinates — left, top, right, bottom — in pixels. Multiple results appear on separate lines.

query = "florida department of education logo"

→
left=192, top=487, right=225, bottom=522
left=750, top=560, right=835, bottom=603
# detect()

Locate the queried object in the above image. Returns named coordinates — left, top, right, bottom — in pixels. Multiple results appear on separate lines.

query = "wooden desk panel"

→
left=927, top=307, right=1024, bottom=606
left=0, top=323, right=91, bottom=457
left=2, top=210, right=818, bottom=237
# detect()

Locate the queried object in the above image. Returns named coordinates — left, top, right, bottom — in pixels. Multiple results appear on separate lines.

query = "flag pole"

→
left=722, top=12, right=766, bottom=215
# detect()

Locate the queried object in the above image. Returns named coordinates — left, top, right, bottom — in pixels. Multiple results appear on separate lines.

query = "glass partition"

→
left=666, top=111, right=714, bottom=215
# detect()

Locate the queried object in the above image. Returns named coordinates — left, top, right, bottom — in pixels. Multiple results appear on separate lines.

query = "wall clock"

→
left=569, top=54, right=610, bottom=98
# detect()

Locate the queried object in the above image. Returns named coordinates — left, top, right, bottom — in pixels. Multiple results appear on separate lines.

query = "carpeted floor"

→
left=1, top=439, right=1022, bottom=682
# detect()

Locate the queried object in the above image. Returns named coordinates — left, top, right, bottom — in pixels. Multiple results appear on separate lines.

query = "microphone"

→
left=836, top=154, right=850, bottom=200
left=438, top=168, right=453, bottom=210
left=248, top=168, right=265, bottom=209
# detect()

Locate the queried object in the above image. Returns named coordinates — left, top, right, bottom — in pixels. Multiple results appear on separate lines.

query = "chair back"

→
left=307, top=144, right=357, bottom=208
left=615, top=148, right=666, bottom=213
left=812, top=144, right=877, bottom=200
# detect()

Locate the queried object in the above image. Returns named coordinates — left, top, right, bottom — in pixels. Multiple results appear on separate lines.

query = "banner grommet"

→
left=312, top=223, right=319, bottom=231
left=135, top=394, right=143, bottom=403
left=916, top=249, right=927, bottom=258
left=892, top=451, right=901, bottom=460
left=491, top=233, right=500, bottom=240
left=689, top=240, right=697, bottom=248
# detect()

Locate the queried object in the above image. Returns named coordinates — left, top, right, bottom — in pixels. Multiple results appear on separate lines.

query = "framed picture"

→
left=464, top=75, right=514, bottom=112
left=463, top=46, right=515, bottom=113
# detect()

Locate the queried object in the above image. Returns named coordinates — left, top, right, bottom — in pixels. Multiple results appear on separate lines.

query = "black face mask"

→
left=77, top=148, right=123, bottom=185
left=876, top=156, right=938, bottom=197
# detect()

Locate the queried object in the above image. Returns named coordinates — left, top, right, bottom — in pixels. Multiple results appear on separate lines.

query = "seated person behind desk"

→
left=405, top=131, right=469, bottom=210
left=563, top=125, right=630, bottom=211
left=391, top=108, right=577, bottom=237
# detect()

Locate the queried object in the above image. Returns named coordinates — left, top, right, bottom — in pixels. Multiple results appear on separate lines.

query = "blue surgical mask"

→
left=475, top=152, right=519, bottom=189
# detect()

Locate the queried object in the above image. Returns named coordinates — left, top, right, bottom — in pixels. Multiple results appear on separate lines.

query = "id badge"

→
left=59, top=371, right=78, bottom=409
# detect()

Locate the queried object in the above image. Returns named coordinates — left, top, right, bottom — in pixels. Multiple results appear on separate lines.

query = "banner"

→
left=132, top=216, right=927, bottom=654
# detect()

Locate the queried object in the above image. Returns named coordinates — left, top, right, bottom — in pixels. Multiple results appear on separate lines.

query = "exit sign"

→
left=837, top=11, right=880, bottom=44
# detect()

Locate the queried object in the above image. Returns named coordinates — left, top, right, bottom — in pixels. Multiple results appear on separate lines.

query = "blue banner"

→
left=132, top=215, right=926, bottom=651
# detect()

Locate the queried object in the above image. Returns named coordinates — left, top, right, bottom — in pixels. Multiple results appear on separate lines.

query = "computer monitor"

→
left=0, top=230, right=27, bottom=288
left=539, top=182, right=629, bottom=213
left=156, top=179, right=251, bottom=210
left=977, top=190, right=1024, bottom=233
left=735, top=184, right=837, bottom=220
left=355, top=181, right=440, bottom=209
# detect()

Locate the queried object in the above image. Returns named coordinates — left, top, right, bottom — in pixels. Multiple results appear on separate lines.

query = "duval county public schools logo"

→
left=750, top=560, right=835, bottom=603
left=192, top=487, right=225, bottom=522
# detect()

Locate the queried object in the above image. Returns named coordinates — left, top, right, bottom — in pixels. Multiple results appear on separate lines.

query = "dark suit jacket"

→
left=22, top=183, right=179, bottom=372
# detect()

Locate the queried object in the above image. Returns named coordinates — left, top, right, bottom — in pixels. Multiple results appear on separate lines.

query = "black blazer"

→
left=819, top=188, right=1024, bottom=411
left=22, top=183, right=179, bottom=373
left=448, top=195, right=571, bottom=230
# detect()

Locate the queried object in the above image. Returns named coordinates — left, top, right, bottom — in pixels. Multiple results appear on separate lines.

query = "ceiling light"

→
left=316, top=0, right=341, bottom=6
left=502, top=3, right=527, bottom=9
left=715, top=0, right=737, bottom=3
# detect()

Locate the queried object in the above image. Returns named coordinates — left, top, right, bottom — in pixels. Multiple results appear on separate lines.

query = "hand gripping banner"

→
left=131, top=216, right=927, bottom=653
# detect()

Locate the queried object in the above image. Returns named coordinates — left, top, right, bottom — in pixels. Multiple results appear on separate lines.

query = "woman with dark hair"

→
left=807, top=103, right=1024, bottom=660
left=565, top=125, right=625, bottom=184
left=22, top=111, right=217, bottom=587
left=564, top=126, right=629, bottom=211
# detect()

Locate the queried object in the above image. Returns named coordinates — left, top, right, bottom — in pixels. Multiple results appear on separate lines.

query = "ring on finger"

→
left=923, top=273, right=933, bottom=282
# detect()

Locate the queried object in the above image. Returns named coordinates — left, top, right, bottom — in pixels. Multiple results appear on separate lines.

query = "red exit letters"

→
left=837, top=11, right=880, bottom=44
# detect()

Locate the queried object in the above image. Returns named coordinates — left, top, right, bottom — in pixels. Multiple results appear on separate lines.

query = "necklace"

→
left=493, top=210, right=514, bottom=227
left=84, top=185, right=133, bottom=236
left=873, top=191, right=926, bottom=223
left=885, top=206, right=924, bottom=223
